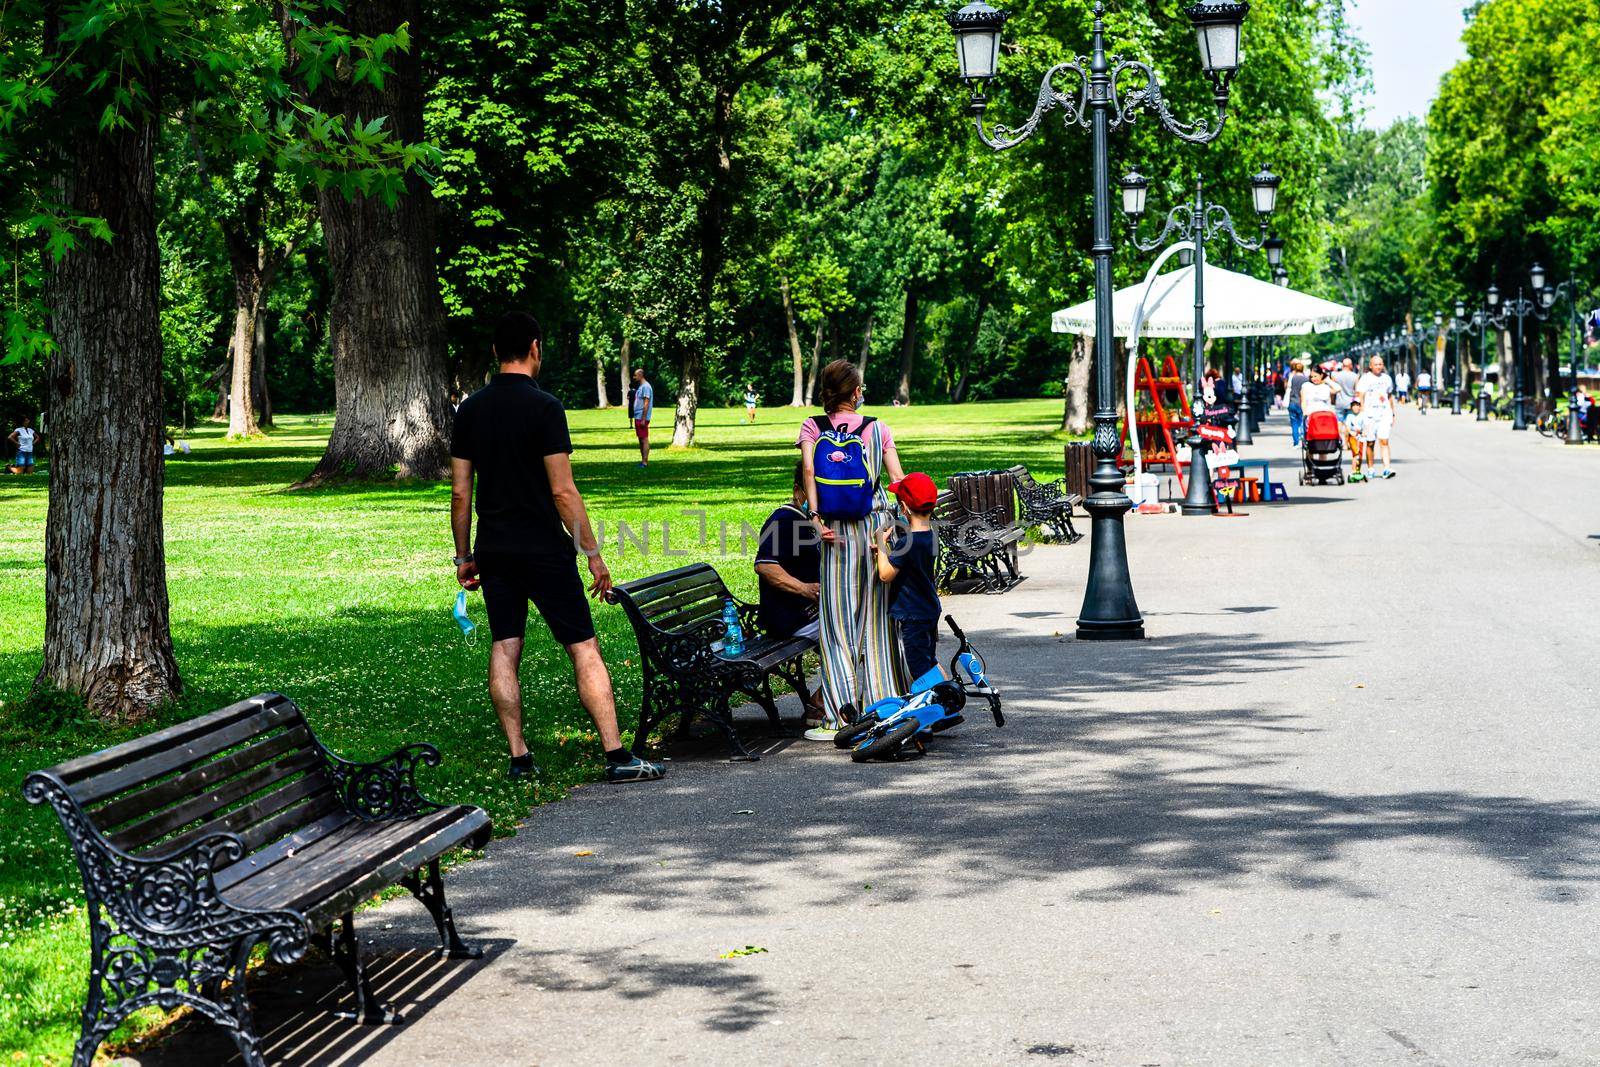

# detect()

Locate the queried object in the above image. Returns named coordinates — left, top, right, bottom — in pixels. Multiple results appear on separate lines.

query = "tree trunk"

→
left=671, top=351, right=699, bottom=448
left=1063, top=334, right=1091, bottom=434
left=858, top=312, right=874, bottom=387
left=209, top=353, right=231, bottom=420
left=286, top=0, right=453, bottom=481
left=782, top=275, right=805, bottom=406
left=37, top=105, right=180, bottom=723
left=805, top=322, right=824, bottom=405
left=895, top=288, right=919, bottom=406
left=952, top=298, right=986, bottom=404
left=594, top=347, right=611, bottom=408
left=252, top=306, right=272, bottom=427
left=226, top=267, right=263, bottom=438
left=618, top=336, right=632, bottom=413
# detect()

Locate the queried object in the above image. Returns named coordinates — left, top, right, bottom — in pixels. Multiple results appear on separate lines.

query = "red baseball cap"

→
left=889, top=472, right=938, bottom=511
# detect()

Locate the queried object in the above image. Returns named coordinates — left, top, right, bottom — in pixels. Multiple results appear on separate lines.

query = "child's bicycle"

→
left=833, top=615, right=1004, bottom=762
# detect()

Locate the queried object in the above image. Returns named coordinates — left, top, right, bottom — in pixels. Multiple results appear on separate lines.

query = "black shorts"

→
left=476, top=552, right=595, bottom=646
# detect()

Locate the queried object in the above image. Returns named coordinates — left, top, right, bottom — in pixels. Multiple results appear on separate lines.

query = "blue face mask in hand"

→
left=453, top=589, right=477, bottom=642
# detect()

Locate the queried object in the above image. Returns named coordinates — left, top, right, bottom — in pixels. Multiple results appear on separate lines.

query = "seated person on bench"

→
left=755, top=462, right=824, bottom=720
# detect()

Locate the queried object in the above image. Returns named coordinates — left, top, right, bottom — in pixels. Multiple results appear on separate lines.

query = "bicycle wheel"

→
left=850, top=719, right=919, bottom=763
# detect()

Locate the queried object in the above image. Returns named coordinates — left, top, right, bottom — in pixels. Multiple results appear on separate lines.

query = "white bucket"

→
left=1126, top=473, right=1161, bottom=508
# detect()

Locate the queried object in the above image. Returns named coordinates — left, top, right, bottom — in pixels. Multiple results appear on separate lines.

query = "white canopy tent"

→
left=1049, top=257, right=1355, bottom=504
left=1051, top=262, right=1355, bottom=338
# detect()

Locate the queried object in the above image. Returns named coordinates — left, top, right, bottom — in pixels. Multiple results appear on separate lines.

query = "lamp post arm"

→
left=1109, top=59, right=1228, bottom=144
left=1127, top=203, right=1194, bottom=254
left=971, top=61, right=1090, bottom=151
left=1203, top=203, right=1265, bottom=252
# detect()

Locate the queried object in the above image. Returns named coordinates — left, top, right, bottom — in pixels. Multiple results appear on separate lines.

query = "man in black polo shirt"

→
left=450, top=311, right=664, bottom=783
left=754, top=462, right=822, bottom=721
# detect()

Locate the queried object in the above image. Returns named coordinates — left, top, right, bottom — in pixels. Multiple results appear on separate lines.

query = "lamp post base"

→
left=1180, top=435, right=1216, bottom=516
left=1235, top=398, right=1254, bottom=445
left=1512, top=396, right=1528, bottom=430
left=1567, top=407, right=1586, bottom=445
left=1451, top=391, right=1462, bottom=415
left=1476, top=394, right=1489, bottom=421
left=1075, top=488, right=1145, bottom=642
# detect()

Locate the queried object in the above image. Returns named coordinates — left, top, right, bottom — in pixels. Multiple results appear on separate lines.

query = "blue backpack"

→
left=811, top=415, right=878, bottom=520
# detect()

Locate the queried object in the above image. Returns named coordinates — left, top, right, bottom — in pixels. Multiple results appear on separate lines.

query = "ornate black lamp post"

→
left=1531, top=264, right=1596, bottom=444
left=1119, top=169, right=1278, bottom=511
left=1450, top=299, right=1467, bottom=414
left=1461, top=302, right=1493, bottom=420
left=947, top=0, right=1249, bottom=640
left=1483, top=281, right=1543, bottom=430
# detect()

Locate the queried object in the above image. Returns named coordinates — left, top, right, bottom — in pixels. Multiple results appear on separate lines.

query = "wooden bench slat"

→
left=213, top=811, right=353, bottom=892
left=299, top=810, right=491, bottom=929
left=620, top=565, right=723, bottom=606
left=223, top=806, right=480, bottom=914
left=91, top=725, right=314, bottom=832
left=152, top=773, right=333, bottom=857
left=648, top=598, right=724, bottom=635
left=633, top=584, right=724, bottom=624
left=48, top=693, right=296, bottom=785
left=109, top=748, right=323, bottom=853
left=73, top=700, right=304, bottom=806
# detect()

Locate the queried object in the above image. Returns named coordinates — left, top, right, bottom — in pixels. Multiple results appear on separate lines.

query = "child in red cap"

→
left=872, top=472, right=943, bottom=681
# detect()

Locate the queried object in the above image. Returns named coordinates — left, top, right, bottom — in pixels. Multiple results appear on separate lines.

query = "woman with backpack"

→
left=797, top=360, right=906, bottom=741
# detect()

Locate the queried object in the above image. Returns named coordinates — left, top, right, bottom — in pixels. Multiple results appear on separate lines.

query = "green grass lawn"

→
left=0, top=397, right=1073, bottom=1062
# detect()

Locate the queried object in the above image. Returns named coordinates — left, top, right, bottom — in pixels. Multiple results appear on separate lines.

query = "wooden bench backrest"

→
left=613, top=563, right=731, bottom=637
left=39, top=693, right=340, bottom=859
left=950, top=470, right=1018, bottom=524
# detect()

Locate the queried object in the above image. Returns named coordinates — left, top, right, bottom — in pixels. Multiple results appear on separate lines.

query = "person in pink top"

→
left=795, top=360, right=907, bottom=740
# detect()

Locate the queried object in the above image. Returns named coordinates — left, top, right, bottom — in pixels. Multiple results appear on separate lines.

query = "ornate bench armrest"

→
left=315, top=741, right=447, bottom=820
left=651, top=619, right=726, bottom=676
left=23, top=773, right=307, bottom=964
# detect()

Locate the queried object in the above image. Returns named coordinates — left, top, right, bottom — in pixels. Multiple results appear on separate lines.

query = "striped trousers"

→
left=817, top=508, right=905, bottom=727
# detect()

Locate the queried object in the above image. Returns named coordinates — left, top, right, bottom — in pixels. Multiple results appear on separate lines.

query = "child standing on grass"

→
left=872, top=473, right=943, bottom=681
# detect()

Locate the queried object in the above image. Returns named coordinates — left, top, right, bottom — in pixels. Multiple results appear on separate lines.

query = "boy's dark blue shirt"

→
left=887, top=528, right=940, bottom=621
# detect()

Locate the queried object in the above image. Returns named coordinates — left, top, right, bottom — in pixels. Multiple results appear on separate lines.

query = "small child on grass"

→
left=872, top=472, right=943, bottom=681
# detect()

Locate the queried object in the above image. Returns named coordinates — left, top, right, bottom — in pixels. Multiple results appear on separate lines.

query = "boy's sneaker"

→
left=1380, top=468, right=1396, bottom=479
left=605, top=755, right=666, bottom=783
left=803, top=726, right=840, bottom=742
left=508, top=753, right=538, bottom=780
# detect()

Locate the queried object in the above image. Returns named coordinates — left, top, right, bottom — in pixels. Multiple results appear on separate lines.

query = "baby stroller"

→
left=1300, top=410, right=1345, bottom=485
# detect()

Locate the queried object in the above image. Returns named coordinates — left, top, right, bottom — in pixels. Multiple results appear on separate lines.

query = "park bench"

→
left=610, top=563, right=816, bottom=761
left=933, top=489, right=1025, bottom=595
left=24, top=693, right=491, bottom=1067
left=1003, top=463, right=1084, bottom=543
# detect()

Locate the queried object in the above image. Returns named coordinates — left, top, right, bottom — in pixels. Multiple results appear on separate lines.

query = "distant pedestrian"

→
left=8, top=416, right=37, bottom=474
left=1395, top=369, right=1412, bottom=404
left=630, top=367, right=653, bottom=467
left=1300, top=365, right=1336, bottom=415
left=744, top=383, right=760, bottom=423
left=1333, top=357, right=1359, bottom=416
left=1285, top=358, right=1309, bottom=445
left=1357, top=355, right=1397, bottom=479
left=1415, top=369, right=1432, bottom=413
left=451, top=310, right=665, bottom=784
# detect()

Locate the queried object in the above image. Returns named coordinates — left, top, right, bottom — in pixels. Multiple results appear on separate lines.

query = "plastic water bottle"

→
left=721, top=599, right=745, bottom=656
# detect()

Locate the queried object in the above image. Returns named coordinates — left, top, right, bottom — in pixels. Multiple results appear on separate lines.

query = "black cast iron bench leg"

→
left=316, top=913, right=403, bottom=1025
left=400, top=860, right=481, bottom=960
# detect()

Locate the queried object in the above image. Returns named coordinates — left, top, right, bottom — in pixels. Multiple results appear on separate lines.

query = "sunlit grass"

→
left=0, top=397, right=1074, bottom=1061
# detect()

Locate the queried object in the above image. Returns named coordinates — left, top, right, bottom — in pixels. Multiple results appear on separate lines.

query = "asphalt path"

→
left=140, top=407, right=1600, bottom=1067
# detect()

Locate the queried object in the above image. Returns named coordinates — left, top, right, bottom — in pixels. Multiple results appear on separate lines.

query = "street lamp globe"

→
left=1273, top=267, right=1288, bottom=288
left=1119, top=171, right=1150, bottom=218
left=1263, top=235, right=1284, bottom=268
left=1179, top=247, right=1196, bottom=268
left=1186, top=2, right=1250, bottom=86
left=1487, top=284, right=1500, bottom=308
left=1249, top=167, right=1280, bottom=215
left=1434, top=310, right=1443, bottom=327
left=1454, top=299, right=1466, bottom=320
left=1531, top=263, right=1547, bottom=292
left=947, top=1, right=1008, bottom=82
left=1541, top=287, right=1555, bottom=308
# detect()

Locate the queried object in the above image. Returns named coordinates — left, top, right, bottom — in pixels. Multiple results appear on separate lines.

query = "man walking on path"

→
left=1358, top=355, right=1398, bottom=479
left=1416, top=368, right=1432, bottom=413
left=451, top=311, right=665, bottom=784
left=631, top=368, right=653, bottom=467
left=1333, top=357, right=1359, bottom=417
